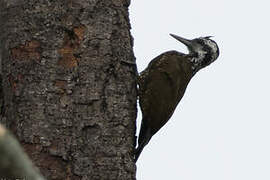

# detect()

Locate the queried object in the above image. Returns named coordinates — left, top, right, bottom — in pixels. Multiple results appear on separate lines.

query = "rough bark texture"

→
left=0, top=0, right=137, bottom=179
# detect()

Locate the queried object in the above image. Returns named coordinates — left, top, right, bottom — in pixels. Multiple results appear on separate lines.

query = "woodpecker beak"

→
left=170, top=34, right=193, bottom=48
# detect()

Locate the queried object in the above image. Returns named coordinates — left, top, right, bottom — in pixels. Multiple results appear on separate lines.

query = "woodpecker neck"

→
left=189, top=51, right=207, bottom=74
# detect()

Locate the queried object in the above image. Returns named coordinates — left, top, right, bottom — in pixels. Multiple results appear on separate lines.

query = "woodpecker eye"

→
left=194, top=39, right=205, bottom=45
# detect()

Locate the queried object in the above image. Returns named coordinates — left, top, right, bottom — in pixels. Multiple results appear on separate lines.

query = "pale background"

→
left=130, top=0, right=270, bottom=179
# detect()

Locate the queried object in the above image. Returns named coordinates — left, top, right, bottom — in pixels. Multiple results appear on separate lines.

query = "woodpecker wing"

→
left=138, top=51, right=193, bottom=135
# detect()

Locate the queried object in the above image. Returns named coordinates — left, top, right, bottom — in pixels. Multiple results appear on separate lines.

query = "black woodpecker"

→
left=135, top=34, right=220, bottom=162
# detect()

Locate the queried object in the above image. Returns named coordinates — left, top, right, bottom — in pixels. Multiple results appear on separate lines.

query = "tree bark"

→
left=0, top=0, right=137, bottom=179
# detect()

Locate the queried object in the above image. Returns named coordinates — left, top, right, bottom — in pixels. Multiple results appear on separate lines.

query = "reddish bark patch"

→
left=8, top=74, right=17, bottom=91
left=8, top=74, right=23, bottom=92
left=58, top=25, right=86, bottom=69
left=58, top=47, right=78, bottom=69
left=54, top=80, right=68, bottom=93
left=74, top=25, right=86, bottom=42
left=11, top=40, right=41, bottom=62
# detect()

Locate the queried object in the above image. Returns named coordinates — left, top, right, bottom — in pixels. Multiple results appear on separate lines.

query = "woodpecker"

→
left=135, top=34, right=219, bottom=162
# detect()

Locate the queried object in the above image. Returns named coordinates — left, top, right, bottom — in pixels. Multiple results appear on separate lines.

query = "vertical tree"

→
left=0, top=0, right=137, bottom=179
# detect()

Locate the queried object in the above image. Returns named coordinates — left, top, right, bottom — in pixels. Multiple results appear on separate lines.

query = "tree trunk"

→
left=0, top=0, right=137, bottom=179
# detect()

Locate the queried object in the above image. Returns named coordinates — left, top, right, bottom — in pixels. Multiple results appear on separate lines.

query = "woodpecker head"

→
left=170, top=34, right=219, bottom=72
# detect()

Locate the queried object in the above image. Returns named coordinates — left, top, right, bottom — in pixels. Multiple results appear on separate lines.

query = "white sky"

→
left=130, top=0, right=270, bottom=179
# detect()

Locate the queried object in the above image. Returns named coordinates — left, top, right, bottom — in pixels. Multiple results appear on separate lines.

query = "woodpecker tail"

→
left=135, top=120, right=152, bottom=162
